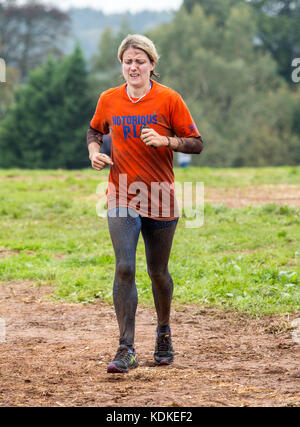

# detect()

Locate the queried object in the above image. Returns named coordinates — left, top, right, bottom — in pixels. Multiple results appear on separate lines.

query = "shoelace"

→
left=157, top=334, right=171, bottom=352
left=114, top=346, right=132, bottom=363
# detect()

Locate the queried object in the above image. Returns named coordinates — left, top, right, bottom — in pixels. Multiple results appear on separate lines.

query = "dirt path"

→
left=1, top=184, right=299, bottom=407
left=0, top=282, right=299, bottom=407
left=205, top=185, right=300, bottom=208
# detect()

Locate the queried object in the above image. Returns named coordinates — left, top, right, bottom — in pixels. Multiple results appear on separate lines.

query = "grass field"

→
left=0, top=166, right=300, bottom=316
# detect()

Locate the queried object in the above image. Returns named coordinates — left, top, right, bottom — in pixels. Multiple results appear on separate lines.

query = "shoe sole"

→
left=107, top=363, right=128, bottom=373
left=107, top=363, right=138, bottom=374
left=154, top=358, right=174, bottom=366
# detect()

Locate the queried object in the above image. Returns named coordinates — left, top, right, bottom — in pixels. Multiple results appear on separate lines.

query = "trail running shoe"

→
left=154, top=329, right=174, bottom=365
left=107, top=345, right=138, bottom=373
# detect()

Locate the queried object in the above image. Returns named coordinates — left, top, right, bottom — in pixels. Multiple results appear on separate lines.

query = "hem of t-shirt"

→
left=108, top=203, right=179, bottom=221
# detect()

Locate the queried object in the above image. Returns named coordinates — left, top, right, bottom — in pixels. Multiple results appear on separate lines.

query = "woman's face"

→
left=122, top=48, right=155, bottom=89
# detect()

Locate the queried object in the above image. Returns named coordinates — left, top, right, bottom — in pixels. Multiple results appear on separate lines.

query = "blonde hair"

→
left=118, top=34, right=160, bottom=78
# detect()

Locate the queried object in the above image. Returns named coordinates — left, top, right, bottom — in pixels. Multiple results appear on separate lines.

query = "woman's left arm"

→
left=140, top=127, right=203, bottom=154
left=165, top=135, right=203, bottom=154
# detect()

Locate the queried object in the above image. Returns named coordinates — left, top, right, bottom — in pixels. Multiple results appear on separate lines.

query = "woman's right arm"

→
left=87, top=126, right=113, bottom=170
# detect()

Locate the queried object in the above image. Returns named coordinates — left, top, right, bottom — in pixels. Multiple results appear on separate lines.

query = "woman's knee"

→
left=147, top=267, right=169, bottom=284
left=116, top=261, right=135, bottom=282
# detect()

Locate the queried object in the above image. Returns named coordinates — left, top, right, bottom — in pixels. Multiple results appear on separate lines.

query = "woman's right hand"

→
left=89, top=152, right=113, bottom=171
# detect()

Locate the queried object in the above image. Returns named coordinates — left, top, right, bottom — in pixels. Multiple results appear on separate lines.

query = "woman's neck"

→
left=127, top=80, right=151, bottom=99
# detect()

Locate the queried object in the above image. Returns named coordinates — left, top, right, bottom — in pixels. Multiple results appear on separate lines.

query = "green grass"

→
left=174, top=165, right=300, bottom=187
left=0, top=166, right=299, bottom=316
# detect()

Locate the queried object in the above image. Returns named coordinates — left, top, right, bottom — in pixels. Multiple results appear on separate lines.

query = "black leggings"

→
left=107, top=207, right=178, bottom=347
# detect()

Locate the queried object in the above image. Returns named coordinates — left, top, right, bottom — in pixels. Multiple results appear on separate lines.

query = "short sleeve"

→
left=169, top=92, right=200, bottom=138
left=90, top=93, right=110, bottom=134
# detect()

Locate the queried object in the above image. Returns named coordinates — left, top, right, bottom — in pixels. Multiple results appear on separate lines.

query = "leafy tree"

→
left=50, top=45, right=94, bottom=169
left=290, top=86, right=300, bottom=163
left=68, top=8, right=174, bottom=60
left=249, top=0, right=300, bottom=82
left=183, top=0, right=244, bottom=22
left=149, top=3, right=298, bottom=166
left=184, top=0, right=300, bottom=83
left=0, top=46, right=93, bottom=169
left=0, top=65, right=19, bottom=120
left=0, top=0, right=70, bottom=81
left=91, top=19, right=133, bottom=96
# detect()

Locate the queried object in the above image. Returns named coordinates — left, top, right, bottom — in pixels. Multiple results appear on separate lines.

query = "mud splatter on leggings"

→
left=107, top=207, right=178, bottom=347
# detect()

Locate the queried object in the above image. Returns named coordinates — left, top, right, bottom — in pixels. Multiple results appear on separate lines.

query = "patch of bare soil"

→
left=0, top=282, right=299, bottom=407
left=0, top=248, right=20, bottom=259
left=205, top=185, right=300, bottom=207
left=83, top=184, right=300, bottom=208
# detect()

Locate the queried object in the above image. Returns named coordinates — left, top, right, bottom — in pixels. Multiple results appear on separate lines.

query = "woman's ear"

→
left=151, top=61, right=156, bottom=72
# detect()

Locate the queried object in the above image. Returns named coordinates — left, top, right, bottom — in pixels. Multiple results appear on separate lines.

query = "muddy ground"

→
left=0, top=282, right=299, bottom=407
left=205, top=184, right=300, bottom=207
left=0, top=185, right=299, bottom=407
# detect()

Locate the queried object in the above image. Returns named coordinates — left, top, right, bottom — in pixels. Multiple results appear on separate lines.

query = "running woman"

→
left=87, top=34, right=203, bottom=373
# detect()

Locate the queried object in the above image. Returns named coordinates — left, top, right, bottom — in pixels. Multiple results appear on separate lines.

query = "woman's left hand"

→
left=141, top=127, right=169, bottom=148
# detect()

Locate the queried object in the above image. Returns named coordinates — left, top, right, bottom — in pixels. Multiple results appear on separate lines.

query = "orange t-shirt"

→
left=90, top=79, right=200, bottom=220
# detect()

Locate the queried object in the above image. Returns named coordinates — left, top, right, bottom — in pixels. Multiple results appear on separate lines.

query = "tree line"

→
left=0, top=0, right=300, bottom=168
